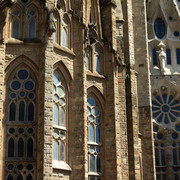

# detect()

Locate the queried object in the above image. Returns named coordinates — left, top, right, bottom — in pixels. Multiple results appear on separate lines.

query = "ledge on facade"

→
left=88, top=172, right=102, bottom=176
left=6, top=38, right=42, bottom=46
left=86, top=70, right=106, bottom=80
left=53, top=43, right=76, bottom=58
left=53, top=160, right=72, bottom=172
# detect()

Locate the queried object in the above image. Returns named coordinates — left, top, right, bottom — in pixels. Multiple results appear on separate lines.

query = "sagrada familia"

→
left=0, top=0, right=180, bottom=179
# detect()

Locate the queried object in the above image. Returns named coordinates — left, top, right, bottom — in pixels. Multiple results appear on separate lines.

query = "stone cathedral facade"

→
left=1, top=0, right=180, bottom=179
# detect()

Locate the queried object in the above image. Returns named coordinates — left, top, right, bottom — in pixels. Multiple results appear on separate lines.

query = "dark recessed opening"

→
left=156, top=77, right=158, bottom=79
left=21, top=0, right=28, bottom=3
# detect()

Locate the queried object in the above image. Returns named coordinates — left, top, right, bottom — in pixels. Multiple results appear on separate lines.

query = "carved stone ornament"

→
left=48, top=10, right=56, bottom=34
left=157, top=42, right=166, bottom=74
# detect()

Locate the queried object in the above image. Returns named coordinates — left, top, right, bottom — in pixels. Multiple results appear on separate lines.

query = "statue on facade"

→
left=157, top=42, right=166, bottom=75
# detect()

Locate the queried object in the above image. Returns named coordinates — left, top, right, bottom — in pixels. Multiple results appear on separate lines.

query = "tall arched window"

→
left=6, top=69, right=36, bottom=179
left=166, top=49, right=171, bottom=65
left=53, top=73, right=67, bottom=163
left=152, top=85, right=180, bottom=179
left=176, top=48, right=180, bottom=64
left=61, top=16, right=69, bottom=47
left=87, top=96, right=102, bottom=179
left=12, top=8, right=21, bottom=39
left=28, top=8, right=37, bottom=38
left=154, top=18, right=166, bottom=39
left=152, top=49, right=157, bottom=65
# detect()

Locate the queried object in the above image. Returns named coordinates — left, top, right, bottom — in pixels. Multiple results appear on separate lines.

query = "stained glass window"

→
left=53, top=73, right=67, bottom=162
left=28, top=10, right=37, bottom=38
left=6, top=69, right=36, bottom=179
left=87, top=96, right=102, bottom=179
left=154, top=18, right=166, bottom=39
left=152, top=86, right=180, bottom=179
left=176, top=48, right=180, bottom=64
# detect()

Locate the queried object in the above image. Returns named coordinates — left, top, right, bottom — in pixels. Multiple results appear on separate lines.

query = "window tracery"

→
left=28, top=8, right=37, bottom=39
left=53, top=73, right=67, bottom=163
left=152, top=85, right=180, bottom=179
left=87, top=96, right=102, bottom=180
left=6, top=69, right=36, bottom=180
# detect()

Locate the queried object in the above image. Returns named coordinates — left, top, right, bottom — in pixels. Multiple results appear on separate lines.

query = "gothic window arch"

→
left=11, top=6, right=22, bottom=39
left=27, top=6, right=38, bottom=39
left=152, top=85, right=180, bottom=179
left=53, top=71, right=68, bottom=165
left=154, top=18, right=166, bottom=39
left=6, top=68, right=37, bottom=180
left=87, top=93, right=103, bottom=179
left=61, top=15, right=70, bottom=47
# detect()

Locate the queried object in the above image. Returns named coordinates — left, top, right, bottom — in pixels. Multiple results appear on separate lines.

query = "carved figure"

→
left=158, top=47, right=166, bottom=74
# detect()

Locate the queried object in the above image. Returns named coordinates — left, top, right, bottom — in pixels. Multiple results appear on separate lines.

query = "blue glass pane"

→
left=19, top=101, right=25, bottom=121
left=54, top=95, right=58, bottom=101
left=161, top=149, right=165, bottom=165
left=171, top=106, right=180, bottom=111
left=53, top=140, right=58, bottom=160
left=18, top=138, right=24, bottom=157
left=27, top=164, right=33, bottom=170
left=153, top=111, right=161, bottom=118
left=175, top=124, right=180, bottom=131
left=11, top=81, right=21, bottom=90
left=89, top=154, right=95, bottom=172
left=9, top=128, right=15, bottom=134
left=7, top=175, right=13, bottom=180
left=89, top=146, right=94, bottom=153
left=53, top=104, right=58, bottom=125
left=27, top=128, right=34, bottom=134
left=24, top=81, right=35, bottom=91
left=176, top=49, right=180, bottom=64
left=152, top=49, right=157, bottom=65
left=157, top=113, right=163, bottom=123
left=17, top=175, right=23, bottom=180
left=174, top=31, right=180, bottom=37
left=155, top=148, right=159, bottom=166
left=29, top=20, right=36, bottom=38
left=87, top=107, right=91, bottom=115
left=171, top=100, right=179, bottom=106
left=60, top=107, right=65, bottom=127
left=60, top=99, right=65, bottom=105
left=8, top=138, right=14, bottom=157
left=89, top=124, right=94, bottom=142
left=172, top=132, right=178, bottom=139
left=57, top=86, right=65, bottom=97
left=62, top=28, right=67, bottom=47
left=162, top=94, right=167, bottom=103
left=164, top=114, right=169, bottom=124
left=96, top=126, right=100, bottom=143
left=9, top=102, right=16, bottom=121
left=10, top=93, right=16, bottom=99
left=12, top=18, right=19, bottom=38
left=152, top=107, right=160, bottom=111
left=19, top=91, right=25, bottom=98
left=28, top=93, right=34, bottom=99
left=92, top=108, right=99, bottom=116
left=17, top=164, right=23, bottom=170
left=13, top=10, right=19, bottom=16
left=154, top=18, right=166, bottom=39
left=60, top=141, right=65, bottom=161
left=18, top=128, right=24, bottom=134
left=166, top=49, right=171, bottom=65
left=29, top=11, right=35, bottom=16
left=168, top=95, right=174, bottom=104
left=153, top=125, right=159, bottom=132
left=53, top=74, right=60, bottom=85
left=53, top=32, right=56, bottom=43
left=17, top=70, right=29, bottom=80
left=95, top=55, right=100, bottom=73
left=96, top=117, right=100, bottom=124
left=171, top=111, right=180, bottom=117
left=152, top=100, right=160, bottom=106
left=157, top=133, right=163, bottom=140
left=169, top=113, right=176, bottom=122
left=155, top=96, right=163, bottom=104
left=88, top=115, right=94, bottom=122
left=173, top=149, right=177, bottom=165
left=28, top=103, right=34, bottom=121
left=27, top=138, right=33, bottom=157
left=26, top=174, right=33, bottom=180
left=97, top=156, right=101, bottom=173
left=87, top=97, right=95, bottom=107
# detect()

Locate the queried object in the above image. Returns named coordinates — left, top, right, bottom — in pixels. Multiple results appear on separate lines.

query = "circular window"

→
left=11, top=81, right=21, bottom=91
left=17, top=69, right=29, bottom=80
left=154, top=18, right=166, bottom=39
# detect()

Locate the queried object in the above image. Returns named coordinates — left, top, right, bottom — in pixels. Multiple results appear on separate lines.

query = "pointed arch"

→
left=5, top=55, right=39, bottom=83
left=54, top=61, right=72, bottom=91
left=87, top=85, right=105, bottom=110
left=57, top=0, right=66, bottom=11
